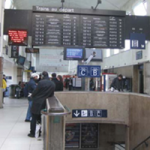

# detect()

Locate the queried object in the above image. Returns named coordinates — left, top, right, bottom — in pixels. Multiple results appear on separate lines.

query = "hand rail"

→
left=132, top=136, right=150, bottom=150
left=116, top=144, right=125, bottom=149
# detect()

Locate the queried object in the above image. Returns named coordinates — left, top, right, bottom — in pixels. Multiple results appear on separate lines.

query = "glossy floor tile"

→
left=0, top=97, right=43, bottom=150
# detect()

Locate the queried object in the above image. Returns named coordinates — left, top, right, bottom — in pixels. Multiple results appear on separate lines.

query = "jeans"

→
left=30, top=113, right=41, bottom=136
left=25, top=100, right=33, bottom=120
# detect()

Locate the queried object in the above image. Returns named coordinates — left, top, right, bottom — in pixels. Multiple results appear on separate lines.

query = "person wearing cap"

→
left=28, top=71, right=55, bottom=138
left=25, top=73, right=39, bottom=122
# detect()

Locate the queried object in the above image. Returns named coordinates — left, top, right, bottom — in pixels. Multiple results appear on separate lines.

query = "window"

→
left=4, top=0, right=13, bottom=9
left=114, top=49, right=119, bottom=54
left=106, top=49, right=110, bottom=57
left=133, top=1, right=147, bottom=16
left=123, top=40, right=130, bottom=51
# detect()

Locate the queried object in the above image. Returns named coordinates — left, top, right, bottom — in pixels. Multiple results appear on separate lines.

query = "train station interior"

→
left=0, top=0, right=150, bottom=150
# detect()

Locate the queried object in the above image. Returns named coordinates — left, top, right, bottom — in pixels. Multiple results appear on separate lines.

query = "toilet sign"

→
left=77, top=65, right=101, bottom=78
left=72, top=109, right=107, bottom=118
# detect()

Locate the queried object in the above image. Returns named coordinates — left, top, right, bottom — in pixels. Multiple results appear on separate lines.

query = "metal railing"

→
left=132, top=136, right=150, bottom=150
left=115, top=144, right=125, bottom=150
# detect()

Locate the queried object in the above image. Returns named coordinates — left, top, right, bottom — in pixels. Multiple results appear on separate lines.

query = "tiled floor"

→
left=0, top=97, right=43, bottom=150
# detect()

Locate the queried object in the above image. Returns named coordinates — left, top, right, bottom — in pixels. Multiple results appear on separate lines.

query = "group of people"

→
left=24, top=71, right=63, bottom=138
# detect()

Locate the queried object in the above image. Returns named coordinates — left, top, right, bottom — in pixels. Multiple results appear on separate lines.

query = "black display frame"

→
left=63, top=46, right=85, bottom=60
left=25, top=48, right=39, bottom=53
left=32, top=7, right=125, bottom=48
left=16, top=55, right=26, bottom=66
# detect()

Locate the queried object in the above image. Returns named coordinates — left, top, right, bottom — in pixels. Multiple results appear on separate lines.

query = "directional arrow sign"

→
left=74, top=110, right=80, bottom=117
left=72, top=110, right=81, bottom=118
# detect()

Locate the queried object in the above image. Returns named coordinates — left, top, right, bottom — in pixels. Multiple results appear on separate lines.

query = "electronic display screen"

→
left=17, top=56, right=26, bottom=66
left=66, top=48, right=83, bottom=58
left=64, top=47, right=85, bottom=60
left=8, top=30, right=28, bottom=46
left=25, top=48, right=39, bottom=53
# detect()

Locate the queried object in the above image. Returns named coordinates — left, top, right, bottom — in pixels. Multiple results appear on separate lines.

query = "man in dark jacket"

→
left=28, top=71, right=55, bottom=138
left=25, top=73, right=39, bottom=122
left=51, top=73, right=60, bottom=91
left=110, top=74, right=123, bottom=92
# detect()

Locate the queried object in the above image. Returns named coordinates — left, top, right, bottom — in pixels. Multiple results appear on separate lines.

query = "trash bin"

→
left=9, top=84, right=21, bottom=98
left=41, top=96, right=71, bottom=150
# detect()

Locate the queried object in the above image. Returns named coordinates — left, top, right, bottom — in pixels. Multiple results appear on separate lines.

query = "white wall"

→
left=102, top=42, right=150, bottom=70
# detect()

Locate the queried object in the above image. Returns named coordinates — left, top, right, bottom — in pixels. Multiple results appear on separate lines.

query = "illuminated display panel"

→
left=25, top=48, right=39, bottom=53
left=8, top=30, right=28, bottom=46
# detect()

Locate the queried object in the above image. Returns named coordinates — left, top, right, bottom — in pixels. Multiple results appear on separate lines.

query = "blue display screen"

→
left=66, top=48, right=83, bottom=59
left=18, top=56, right=25, bottom=65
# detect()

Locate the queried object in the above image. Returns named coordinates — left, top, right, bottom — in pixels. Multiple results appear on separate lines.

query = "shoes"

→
left=28, top=133, right=35, bottom=138
left=25, top=119, right=30, bottom=122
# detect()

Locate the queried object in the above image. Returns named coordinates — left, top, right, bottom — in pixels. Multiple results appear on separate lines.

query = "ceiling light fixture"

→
left=91, top=0, right=102, bottom=10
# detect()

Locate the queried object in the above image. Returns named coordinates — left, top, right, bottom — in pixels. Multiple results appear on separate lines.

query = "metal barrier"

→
left=41, top=96, right=71, bottom=150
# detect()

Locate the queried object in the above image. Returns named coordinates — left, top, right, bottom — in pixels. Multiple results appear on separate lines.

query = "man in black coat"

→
left=51, top=73, right=60, bottom=91
left=25, top=73, right=39, bottom=122
left=28, top=71, right=55, bottom=138
left=110, top=74, right=123, bottom=92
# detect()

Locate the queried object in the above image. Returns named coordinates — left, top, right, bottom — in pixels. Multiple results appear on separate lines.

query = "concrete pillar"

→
left=49, top=116, right=65, bottom=150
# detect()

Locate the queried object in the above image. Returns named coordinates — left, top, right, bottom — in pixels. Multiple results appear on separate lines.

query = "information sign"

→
left=72, top=109, right=107, bottom=118
left=32, top=10, right=125, bottom=48
left=77, top=65, right=101, bottom=78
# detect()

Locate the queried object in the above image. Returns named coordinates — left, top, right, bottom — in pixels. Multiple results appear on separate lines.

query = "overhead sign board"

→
left=77, top=65, right=101, bottom=78
left=72, top=109, right=107, bottom=118
left=32, top=11, right=125, bottom=48
left=130, top=33, right=145, bottom=49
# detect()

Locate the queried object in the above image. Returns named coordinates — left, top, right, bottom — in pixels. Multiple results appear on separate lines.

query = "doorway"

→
left=138, top=64, right=144, bottom=94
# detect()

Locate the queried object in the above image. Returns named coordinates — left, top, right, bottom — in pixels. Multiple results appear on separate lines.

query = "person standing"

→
left=110, top=74, right=123, bottom=92
left=68, top=78, right=72, bottom=91
left=28, top=71, right=55, bottom=138
left=51, top=73, right=60, bottom=91
left=25, top=73, right=39, bottom=122
left=89, top=78, right=95, bottom=91
left=57, top=75, right=63, bottom=91
left=2, top=78, right=7, bottom=103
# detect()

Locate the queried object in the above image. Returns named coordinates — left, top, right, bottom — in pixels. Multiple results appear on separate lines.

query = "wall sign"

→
left=136, top=51, right=143, bottom=60
left=81, top=124, right=98, bottom=148
left=72, top=109, right=107, bottom=118
left=77, top=65, right=101, bottom=78
left=11, top=45, right=19, bottom=58
left=65, top=123, right=80, bottom=148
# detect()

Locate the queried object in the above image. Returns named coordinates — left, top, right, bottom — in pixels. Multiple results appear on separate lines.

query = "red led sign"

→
left=8, top=30, right=28, bottom=46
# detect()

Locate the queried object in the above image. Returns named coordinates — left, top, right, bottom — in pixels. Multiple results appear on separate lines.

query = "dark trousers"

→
left=30, top=113, right=41, bottom=135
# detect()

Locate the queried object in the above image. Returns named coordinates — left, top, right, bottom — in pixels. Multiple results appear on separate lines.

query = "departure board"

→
left=32, top=13, right=125, bottom=48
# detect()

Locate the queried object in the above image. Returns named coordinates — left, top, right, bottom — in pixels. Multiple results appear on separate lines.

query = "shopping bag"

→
left=35, top=123, right=41, bottom=139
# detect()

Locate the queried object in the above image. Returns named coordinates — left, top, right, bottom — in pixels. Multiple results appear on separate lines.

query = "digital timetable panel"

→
left=32, top=10, right=125, bottom=48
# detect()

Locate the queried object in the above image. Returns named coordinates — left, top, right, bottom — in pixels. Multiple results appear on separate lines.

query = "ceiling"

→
left=13, top=0, right=129, bottom=10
